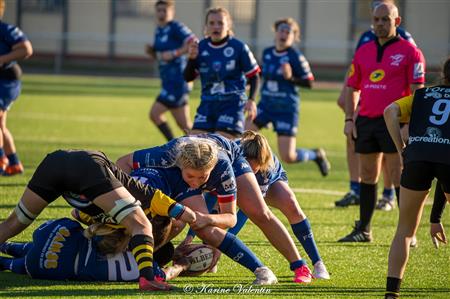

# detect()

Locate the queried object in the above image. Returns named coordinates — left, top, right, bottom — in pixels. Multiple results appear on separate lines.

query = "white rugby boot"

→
left=252, top=266, right=278, bottom=285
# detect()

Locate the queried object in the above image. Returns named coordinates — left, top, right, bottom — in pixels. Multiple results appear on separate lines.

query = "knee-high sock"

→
left=359, top=182, right=377, bottom=232
left=296, top=149, right=317, bottom=162
left=218, top=232, right=263, bottom=272
left=129, top=235, right=155, bottom=280
left=291, top=219, right=321, bottom=265
left=157, top=122, right=174, bottom=141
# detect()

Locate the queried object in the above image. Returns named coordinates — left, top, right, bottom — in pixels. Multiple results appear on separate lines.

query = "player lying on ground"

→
left=0, top=150, right=196, bottom=291
left=0, top=217, right=194, bottom=281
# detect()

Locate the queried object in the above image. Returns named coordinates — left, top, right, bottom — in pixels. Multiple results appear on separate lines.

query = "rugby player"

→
left=383, top=57, right=450, bottom=299
left=184, top=131, right=331, bottom=280
left=146, top=0, right=197, bottom=141
left=245, top=18, right=330, bottom=176
left=0, top=150, right=196, bottom=291
left=184, top=7, right=260, bottom=139
left=0, top=217, right=188, bottom=282
left=0, top=0, right=33, bottom=175
left=117, top=133, right=315, bottom=283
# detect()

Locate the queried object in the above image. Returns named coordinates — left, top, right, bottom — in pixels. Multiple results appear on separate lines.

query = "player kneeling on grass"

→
left=0, top=217, right=220, bottom=281
left=383, top=57, right=450, bottom=299
left=0, top=150, right=196, bottom=291
left=183, top=131, right=330, bottom=280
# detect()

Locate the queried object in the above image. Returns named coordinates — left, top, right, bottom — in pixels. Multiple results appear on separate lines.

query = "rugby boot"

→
left=338, top=221, right=372, bottom=242
left=4, top=162, right=24, bottom=176
left=335, top=191, right=360, bottom=207
left=253, top=266, right=278, bottom=285
left=293, top=264, right=313, bottom=283
left=0, top=156, right=7, bottom=174
left=313, top=148, right=330, bottom=177
left=139, top=277, right=172, bottom=291
left=313, top=261, right=330, bottom=280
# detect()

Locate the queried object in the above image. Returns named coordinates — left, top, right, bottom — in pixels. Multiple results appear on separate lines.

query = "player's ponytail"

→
left=84, top=224, right=130, bottom=255
left=241, top=130, right=274, bottom=174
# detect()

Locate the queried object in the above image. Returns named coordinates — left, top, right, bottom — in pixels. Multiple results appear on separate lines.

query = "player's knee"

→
left=194, top=226, right=222, bottom=246
left=283, top=198, right=304, bottom=221
left=246, top=207, right=273, bottom=225
left=280, top=152, right=296, bottom=164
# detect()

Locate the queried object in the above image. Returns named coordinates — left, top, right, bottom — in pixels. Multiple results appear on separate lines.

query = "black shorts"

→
left=401, top=161, right=450, bottom=192
left=28, top=150, right=123, bottom=203
left=354, top=116, right=397, bottom=154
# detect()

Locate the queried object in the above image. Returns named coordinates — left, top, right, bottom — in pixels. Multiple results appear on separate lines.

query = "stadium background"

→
left=2, top=0, right=449, bottom=78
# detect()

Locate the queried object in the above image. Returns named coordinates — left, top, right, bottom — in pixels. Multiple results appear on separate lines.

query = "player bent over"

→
left=0, top=150, right=196, bottom=291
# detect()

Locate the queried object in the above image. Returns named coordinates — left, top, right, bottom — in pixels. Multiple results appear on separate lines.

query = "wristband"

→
left=168, top=202, right=186, bottom=220
left=345, top=118, right=353, bottom=122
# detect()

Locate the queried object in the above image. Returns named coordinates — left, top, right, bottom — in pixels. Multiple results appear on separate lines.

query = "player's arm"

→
left=343, top=86, right=359, bottom=138
left=150, top=189, right=196, bottom=224
left=0, top=40, right=33, bottom=66
left=286, top=52, right=314, bottom=89
left=383, top=95, right=413, bottom=153
left=116, top=153, right=134, bottom=174
left=183, top=40, right=198, bottom=82
left=194, top=193, right=237, bottom=230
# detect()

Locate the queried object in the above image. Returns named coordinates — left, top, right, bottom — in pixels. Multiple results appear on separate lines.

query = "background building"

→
left=3, top=0, right=449, bottom=77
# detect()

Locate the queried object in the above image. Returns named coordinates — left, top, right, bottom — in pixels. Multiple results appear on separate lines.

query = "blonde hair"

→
left=273, top=18, right=301, bottom=42
left=204, top=7, right=234, bottom=36
left=240, top=131, right=274, bottom=174
left=175, top=138, right=219, bottom=171
left=84, top=224, right=130, bottom=255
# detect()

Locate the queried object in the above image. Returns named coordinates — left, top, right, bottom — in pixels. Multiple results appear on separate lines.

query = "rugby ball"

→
left=173, top=244, right=221, bottom=276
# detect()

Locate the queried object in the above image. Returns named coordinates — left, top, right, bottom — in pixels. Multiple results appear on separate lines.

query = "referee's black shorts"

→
left=401, top=161, right=450, bottom=192
left=28, top=150, right=123, bottom=203
left=354, top=116, right=397, bottom=154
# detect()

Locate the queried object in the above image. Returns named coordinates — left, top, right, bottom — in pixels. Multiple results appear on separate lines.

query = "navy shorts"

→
left=193, top=98, right=246, bottom=135
left=254, top=97, right=299, bottom=136
left=156, top=90, right=188, bottom=109
left=0, top=79, right=21, bottom=110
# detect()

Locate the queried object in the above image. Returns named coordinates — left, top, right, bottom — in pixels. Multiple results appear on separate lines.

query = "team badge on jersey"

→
left=369, top=69, right=385, bottom=82
left=390, top=54, right=405, bottom=66
left=224, top=47, right=234, bottom=57
left=413, top=63, right=425, bottom=80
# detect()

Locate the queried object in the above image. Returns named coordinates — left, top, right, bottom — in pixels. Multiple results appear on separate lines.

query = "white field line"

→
left=291, top=188, right=345, bottom=196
